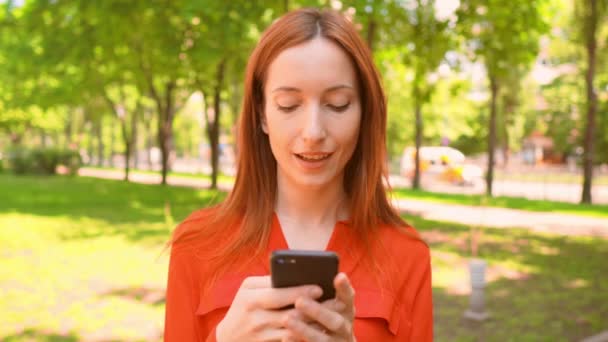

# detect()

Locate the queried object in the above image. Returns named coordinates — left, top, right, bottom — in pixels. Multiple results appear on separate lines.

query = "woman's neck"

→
left=274, top=175, right=349, bottom=232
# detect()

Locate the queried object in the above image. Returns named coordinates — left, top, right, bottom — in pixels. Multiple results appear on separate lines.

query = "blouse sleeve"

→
left=407, top=246, right=433, bottom=341
left=164, top=247, right=217, bottom=342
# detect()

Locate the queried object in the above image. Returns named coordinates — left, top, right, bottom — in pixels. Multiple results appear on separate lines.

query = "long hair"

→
left=172, top=8, right=411, bottom=282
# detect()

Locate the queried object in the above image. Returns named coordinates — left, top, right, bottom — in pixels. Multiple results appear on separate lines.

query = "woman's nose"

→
left=301, top=104, right=326, bottom=142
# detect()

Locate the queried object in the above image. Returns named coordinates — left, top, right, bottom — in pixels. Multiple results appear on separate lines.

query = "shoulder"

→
left=376, top=222, right=430, bottom=262
left=371, top=222, right=431, bottom=299
left=170, top=206, right=222, bottom=254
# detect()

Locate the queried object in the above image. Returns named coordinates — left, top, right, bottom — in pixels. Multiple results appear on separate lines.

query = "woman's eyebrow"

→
left=271, top=86, right=300, bottom=93
left=324, top=84, right=354, bottom=92
left=271, top=84, right=354, bottom=93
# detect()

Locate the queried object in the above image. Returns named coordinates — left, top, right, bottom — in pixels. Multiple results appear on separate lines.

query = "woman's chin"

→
left=289, top=173, right=342, bottom=190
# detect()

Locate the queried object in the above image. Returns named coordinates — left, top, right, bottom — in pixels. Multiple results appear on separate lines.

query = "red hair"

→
left=172, top=8, right=411, bottom=280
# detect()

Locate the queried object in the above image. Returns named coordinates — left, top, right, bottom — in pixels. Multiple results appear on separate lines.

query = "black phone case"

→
left=270, top=250, right=339, bottom=304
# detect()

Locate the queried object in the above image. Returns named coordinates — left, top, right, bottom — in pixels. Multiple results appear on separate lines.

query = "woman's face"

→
left=263, top=37, right=361, bottom=191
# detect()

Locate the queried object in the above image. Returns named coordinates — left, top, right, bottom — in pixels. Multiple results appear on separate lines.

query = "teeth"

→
left=298, top=154, right=330, bottom=161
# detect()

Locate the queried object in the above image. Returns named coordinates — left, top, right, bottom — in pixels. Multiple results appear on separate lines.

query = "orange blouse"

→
left=164, top=210, right=433, bottom=341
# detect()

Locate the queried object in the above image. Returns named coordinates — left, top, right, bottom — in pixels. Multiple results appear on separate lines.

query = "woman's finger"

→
left=294, top=297, right=348, bottom=335
left=285, top=313, right=331, bottom=342
left=334, top=273, right=355, bottom=314
left=254, top=327, right=292, bottom=341
left=251, top=285, right=322, bottom=310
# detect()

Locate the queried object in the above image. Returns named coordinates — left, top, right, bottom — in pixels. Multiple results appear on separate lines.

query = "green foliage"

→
left=0, top=0, right=606, bottom=175
left=456, top=0, right=551, bottom=81
left=5, top=147, right=81, bottom=175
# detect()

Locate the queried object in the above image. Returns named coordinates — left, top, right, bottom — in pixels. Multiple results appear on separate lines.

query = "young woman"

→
left=164, top=8, right=432, bottom=342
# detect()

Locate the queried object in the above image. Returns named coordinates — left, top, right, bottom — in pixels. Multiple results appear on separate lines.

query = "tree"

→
left=398, top=0, right=452, bottom=189
left=576, top=0, right=607, bottom=203
left=457, top=0, right=550, bottom=196
left=183, top=0, right=270, bottom=188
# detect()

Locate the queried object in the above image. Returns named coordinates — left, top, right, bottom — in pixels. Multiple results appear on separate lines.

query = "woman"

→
left=164, top=8, right=432, bottom=342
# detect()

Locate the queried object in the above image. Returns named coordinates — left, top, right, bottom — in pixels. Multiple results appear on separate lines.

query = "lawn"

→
left=0, top=174, right=606, bottom=341
left=84, top=166, right=235, bottom=184
left=0, top=174, right=224, bottom=341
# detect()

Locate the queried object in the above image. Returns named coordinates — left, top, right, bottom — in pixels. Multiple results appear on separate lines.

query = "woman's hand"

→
left=216, top=276, right=323, bottom=342
left=284, top=273, right=356, bottom=342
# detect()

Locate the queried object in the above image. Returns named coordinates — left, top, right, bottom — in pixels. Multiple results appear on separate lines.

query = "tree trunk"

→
left=117, top=109, right=133, bottom=182
left=96, top=121, right=104, bottom=167
left=207, top=58, right=227, bottom=190
left=156, top=81, right=176, bottom=185
left=120, top=118, right=131, bottom=182
left=284, top=0, right=289, bottom=13
left=147, top=111, right=154, bottom=170
left=86, top=125, right=94, bottom=165
left=64, top=115, right=73, bottom=149
left=367, top=18, right=376, bottom=53
left=158, top=122, right=169, bottom=185
left=229, top=73, right=241, bottom=160
left=486, top=75, right=499, bottom=196
left=132, top=114, right=139, bottom=170
left=581, top=0, right=598, bottom=204
left=109, top=118, right=115, bottom=167
left=502, top=104, right=512, bottom=168
left=413, top=86, right=423, bottom=190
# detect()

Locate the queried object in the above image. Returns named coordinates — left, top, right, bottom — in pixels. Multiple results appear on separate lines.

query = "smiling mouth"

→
left=295, top=153, right=332, bottom=161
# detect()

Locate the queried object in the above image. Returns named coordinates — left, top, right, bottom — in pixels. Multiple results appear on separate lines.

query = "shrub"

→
left=4, top=147, right=82, bottom=175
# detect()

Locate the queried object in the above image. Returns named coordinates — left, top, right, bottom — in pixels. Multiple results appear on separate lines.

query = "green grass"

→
left=84, top=166, right=235, bottom=183
left=393, top=187, right=608, bottom=219
left=0, top=174, right=224, bottom=341
left=404, top=213, right=608, bottom=341
left=0, top=174, right=606, bottom=341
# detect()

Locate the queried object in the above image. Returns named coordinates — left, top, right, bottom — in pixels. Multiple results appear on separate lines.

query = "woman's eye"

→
left=327, top=103, right=350, bottom=112
left=277, top=105, right=298, bottom=113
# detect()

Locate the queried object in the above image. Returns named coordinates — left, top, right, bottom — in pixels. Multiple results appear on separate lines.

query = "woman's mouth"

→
left=295, top=153, right=332, bottom=161
left=294, top=152, right=333, bottom=170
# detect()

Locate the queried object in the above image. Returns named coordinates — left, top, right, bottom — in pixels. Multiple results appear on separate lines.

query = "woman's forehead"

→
left=265, top=37, right=358, bottom=94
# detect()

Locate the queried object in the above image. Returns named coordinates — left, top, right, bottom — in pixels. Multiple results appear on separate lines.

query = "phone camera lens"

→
left=278, top=258, right=285, bottom=264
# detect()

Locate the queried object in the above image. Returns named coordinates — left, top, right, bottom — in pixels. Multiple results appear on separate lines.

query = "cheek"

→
left=340, top=110, right=362, bottom=147
left=265, top=113, right=294, bottom=151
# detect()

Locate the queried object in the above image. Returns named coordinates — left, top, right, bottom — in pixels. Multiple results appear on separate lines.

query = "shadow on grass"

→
left=1, top=328, right=79, bottom=342
left=407, top=215, right=608, bottom=340
left=101, top=286, right=166, bottom=306
left=0, top=174, right=225, bottom=244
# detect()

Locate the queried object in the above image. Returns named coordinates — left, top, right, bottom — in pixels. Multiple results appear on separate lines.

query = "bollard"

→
left=464, top=258, right=490, bottom=321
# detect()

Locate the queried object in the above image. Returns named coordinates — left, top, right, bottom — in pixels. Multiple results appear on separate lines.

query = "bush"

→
left=5, top=147, right=82, bottom=175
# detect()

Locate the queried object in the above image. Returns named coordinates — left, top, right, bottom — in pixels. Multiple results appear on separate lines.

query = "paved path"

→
left=388, top=174, right=608, bottom=204
left=79, top=168, right=608, bottom=238
left=393, top=199, right=608, bottom=238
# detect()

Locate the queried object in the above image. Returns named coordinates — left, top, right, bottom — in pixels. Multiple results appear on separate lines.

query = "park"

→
left=1, top=0, right=607, bottom=341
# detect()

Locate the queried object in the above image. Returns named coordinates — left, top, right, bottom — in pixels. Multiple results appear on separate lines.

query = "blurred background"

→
left=0, top=0, right=607, bottom=341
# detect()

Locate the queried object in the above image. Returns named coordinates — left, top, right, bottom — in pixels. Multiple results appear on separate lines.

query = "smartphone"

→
left=270, top=250, right=339, bottom=304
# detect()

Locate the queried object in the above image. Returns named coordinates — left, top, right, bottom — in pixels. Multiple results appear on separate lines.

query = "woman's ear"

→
left=260, top=115, right=268, bottom=134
